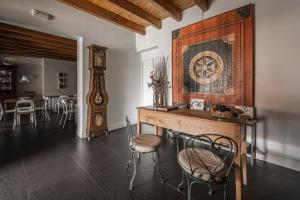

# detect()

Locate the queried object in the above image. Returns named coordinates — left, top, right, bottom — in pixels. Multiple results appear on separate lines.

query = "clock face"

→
left=95, top=114, right=103, bottom=127
left=94, top=51, right=104, bottom=67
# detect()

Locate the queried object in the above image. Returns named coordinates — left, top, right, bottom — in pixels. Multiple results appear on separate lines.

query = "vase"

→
left=153, top=90, right=166, bottom=107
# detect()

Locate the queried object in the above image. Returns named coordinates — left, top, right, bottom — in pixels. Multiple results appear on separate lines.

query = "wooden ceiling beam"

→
left=150, top=0, right=182, bottom=21
left=56, top=0, right=146, bottom=35
left=193, top=0, right=209, bottom=11
left=0, top=30, right=76, bottom=51
left=105, top=0, right=161, bottom=29
left=0, top=22, right=76, bottom=46
left=0, top=37, right=76, bottom=55
left=0, top=40, right=75, bottom=56
left=0, top=47, right=76, bottom=61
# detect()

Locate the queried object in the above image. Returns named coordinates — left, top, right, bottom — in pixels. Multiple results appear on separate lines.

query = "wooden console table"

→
left=137, top=106, right=248, bottom=200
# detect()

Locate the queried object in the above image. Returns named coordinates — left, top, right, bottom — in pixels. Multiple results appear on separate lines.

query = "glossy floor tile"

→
left=0, top=119, right=300, bottom=200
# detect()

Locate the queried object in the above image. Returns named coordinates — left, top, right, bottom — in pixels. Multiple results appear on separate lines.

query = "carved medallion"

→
left=94, top=92, right=103, bottom=105
left=95, top=114, right=103, bottom=127
left=189, top=51, right=224, bottom=85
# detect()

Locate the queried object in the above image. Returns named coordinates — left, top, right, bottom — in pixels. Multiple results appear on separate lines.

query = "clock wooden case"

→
left=86, top=45, right=109, bottom=139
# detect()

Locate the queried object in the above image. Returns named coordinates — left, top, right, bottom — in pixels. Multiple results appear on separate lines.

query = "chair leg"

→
left=126, top=152, right=134, bottom=169
left=208, top=182, right=213, bottom=196
left=63, top=113, right=68, bottom=128
left=129, top=152, right=136, bottom=190
left=45, top=109, right=50, bottom=121
left=59, top=113, right=64, bottom=127
left=177, top=171, right=185, bottom=191
left=223, top=182, right=227, bottom=200
left=34, top=113, right=37, bottom=128
left=155, top=151, right=164, bottom=183
left=13, top=113, right=16, bottom=131
left=188, top=181, right=198, bottom=200
left=186, top=175, right=191, bottom=200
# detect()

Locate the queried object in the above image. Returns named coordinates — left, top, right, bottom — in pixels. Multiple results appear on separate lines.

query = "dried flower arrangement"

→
left=147, top=55, right=169, bottom=107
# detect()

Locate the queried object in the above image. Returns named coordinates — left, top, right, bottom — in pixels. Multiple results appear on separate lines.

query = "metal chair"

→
left=125, top=116, right=164, bottom=190
left=35, top=96, right=51, bottom=121
left=0, top=102, right=3, bottom=122
left=177, top=134, right=238, bottom=200
left=53, top=95, right=69, bottom=116
left=13, top=99, right=37, bottom=130
left=59, top=98, right=71, bottom=128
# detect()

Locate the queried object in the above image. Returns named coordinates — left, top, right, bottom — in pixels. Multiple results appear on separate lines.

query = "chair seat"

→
left=178, top=148, right=226, bottom=182
left=5, top=109, right=15, bottom=114
left=131, top=134, right=161, bottom=153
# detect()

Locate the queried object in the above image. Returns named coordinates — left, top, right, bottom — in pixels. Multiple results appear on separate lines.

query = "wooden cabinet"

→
left=0, top=65, right=17, bottom=99
left=86, top=45, right=109, bottom=139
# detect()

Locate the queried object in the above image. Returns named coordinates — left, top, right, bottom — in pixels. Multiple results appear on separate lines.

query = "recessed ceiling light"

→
left=31, top=9, right=54, bottom=20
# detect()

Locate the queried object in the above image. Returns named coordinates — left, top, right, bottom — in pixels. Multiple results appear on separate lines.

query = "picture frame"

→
left=190, top=98, right=205, bottom=110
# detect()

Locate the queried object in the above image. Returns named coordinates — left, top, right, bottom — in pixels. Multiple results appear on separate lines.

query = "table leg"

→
left=155, top=126, right=164, bottom=137
left=235, top=141, right=242, bottom=200
left=242, top=124, right=248, bottom=186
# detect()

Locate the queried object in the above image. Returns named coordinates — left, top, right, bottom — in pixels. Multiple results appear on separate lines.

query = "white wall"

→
left=43, top=58, right=77, bottom=96
left=0, top=55, right=77, bottom=97
left=0, top=0, right=141, bottom=139
left=136, top=0, right=300, bottom=171
left=0, top=54, right=43, bottom=96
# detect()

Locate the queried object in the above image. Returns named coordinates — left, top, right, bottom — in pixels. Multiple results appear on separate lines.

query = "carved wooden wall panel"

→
left=172, top=4, right=254, bottom=106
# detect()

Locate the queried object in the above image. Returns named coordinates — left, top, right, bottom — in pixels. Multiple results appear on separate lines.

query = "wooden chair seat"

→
left=131, top=134, right=161, bottom=153
left=178, top=148, right=226, bottom=182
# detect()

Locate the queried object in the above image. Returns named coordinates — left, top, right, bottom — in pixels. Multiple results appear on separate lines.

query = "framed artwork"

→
left=172, top=4, right=254, bottom=106
left=190, top=98, right=205, bottom=110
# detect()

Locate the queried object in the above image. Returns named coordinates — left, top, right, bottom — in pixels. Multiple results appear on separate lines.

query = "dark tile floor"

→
left=0, top=120, right=300, bottom=200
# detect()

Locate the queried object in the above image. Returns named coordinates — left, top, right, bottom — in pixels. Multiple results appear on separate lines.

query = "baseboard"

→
left=256, top=152, right=300, bottom=172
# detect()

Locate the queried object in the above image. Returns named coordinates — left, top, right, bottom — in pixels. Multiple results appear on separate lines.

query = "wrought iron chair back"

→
left=184, top=134, right=238, bottom=183
left=178, top=134, right=238, bottom=200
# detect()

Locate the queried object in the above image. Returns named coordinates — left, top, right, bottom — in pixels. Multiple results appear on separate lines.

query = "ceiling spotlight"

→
left=31, top=9, right=54, bottom=20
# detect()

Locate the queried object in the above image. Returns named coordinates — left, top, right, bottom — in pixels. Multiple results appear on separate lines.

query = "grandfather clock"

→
left=86, top=45, right=108, bottom=139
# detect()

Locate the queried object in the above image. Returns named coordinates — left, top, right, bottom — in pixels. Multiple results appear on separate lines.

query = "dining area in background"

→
left=0, top=94, right=77, bottom=130
left=0, top=52, right=77, bottom=130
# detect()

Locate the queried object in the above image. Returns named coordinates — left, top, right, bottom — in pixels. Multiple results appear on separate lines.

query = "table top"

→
left=3, top=97, right=44, bottom=104
left=138, top=106, right=249, bottom=125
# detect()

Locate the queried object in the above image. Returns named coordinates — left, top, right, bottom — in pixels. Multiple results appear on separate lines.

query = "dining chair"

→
left=53, top=95, right=69, bottom=116
left=177, top=134, right=238, bottom=200
left=13, top=99, right=37, bottom=130
left=125, top=116, right=164, bottom=190
left=0, top=102, right=3, bottom=122
left=35, top=96, right=51, bottom=121
left=59, top=98, right=71, bottom=128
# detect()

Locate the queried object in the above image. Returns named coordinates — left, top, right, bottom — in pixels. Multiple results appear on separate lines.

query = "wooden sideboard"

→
left=137, top=106, right=248, bottom=200
left=0, top=65, right=17, bottom=100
